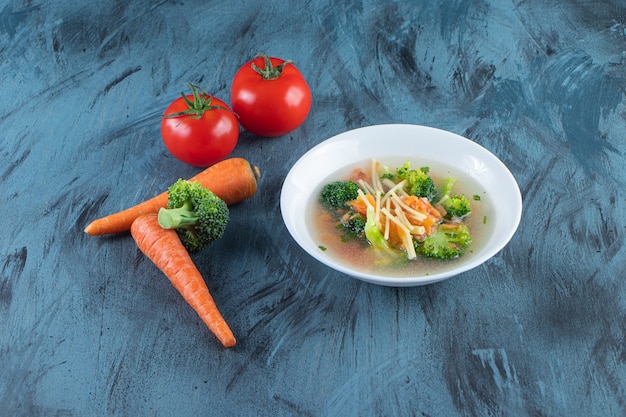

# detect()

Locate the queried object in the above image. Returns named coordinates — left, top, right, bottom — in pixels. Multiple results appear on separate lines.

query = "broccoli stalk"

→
left=436, top=177, right=455, bottom=201
left=157, top=179, right=229, bottom=252
left=364, top=205, right=389, bottom=251
left=158, top=201, right=201, bottom=228
left=416, top=224, right=472, bottom=259
left=435, top=177, right=471, bottom=220
left=364, top=205, right=406, bottom=265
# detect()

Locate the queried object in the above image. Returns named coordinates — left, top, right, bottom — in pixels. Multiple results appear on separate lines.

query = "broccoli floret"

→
left=319, top=181, right=360, bottom=210
left=338, top=211, right=366, bottom=240
left=441, top=194, right=471, bottom=219
left=416, top=224, right=472, bottom=259
left=387, top=161, right=437, bottom=201
left=157, top=179, right=229, bottom=252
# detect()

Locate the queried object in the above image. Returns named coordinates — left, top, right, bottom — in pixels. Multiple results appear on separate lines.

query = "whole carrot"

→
left=130, top=213, right=236, bottom=347
left=84, top=157, right=260, bottom=235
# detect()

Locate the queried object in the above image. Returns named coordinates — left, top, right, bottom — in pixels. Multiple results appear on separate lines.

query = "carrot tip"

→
left=252, top=165, right=261, bottom=181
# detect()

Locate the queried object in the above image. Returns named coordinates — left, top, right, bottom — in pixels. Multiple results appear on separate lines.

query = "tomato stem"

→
left=251, top=52, right=293, bottom=80
left=164, top=83, right=231, bottom=119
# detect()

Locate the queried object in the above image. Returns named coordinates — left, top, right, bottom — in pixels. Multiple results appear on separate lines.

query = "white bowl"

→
left=280, top=124, right=522, bottom=287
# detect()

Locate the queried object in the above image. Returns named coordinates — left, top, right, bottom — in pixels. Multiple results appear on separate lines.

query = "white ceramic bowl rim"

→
left=280, top=124, right=522, bottom=286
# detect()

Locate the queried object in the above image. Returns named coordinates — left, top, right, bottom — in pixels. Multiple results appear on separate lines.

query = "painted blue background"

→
left=1, top=1, right=625, bottom=415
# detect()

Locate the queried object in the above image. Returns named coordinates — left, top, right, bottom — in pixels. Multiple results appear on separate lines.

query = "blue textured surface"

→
left=1, top=1, right=625, bottom=415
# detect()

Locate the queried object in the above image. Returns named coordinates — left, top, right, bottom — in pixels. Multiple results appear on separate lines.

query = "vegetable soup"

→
left=309, top=158, right=494, bottom=278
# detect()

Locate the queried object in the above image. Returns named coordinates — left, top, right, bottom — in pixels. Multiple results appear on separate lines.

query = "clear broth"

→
left=308, top=157, right=494, bottom=278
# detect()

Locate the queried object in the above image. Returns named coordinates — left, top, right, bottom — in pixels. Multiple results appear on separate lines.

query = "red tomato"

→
left=161, top=85, right=239, bottom=167
left=231, top=53, right=312, bottom=137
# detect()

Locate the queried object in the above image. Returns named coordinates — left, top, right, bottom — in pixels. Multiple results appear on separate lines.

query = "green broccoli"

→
left=385, top=161, right=437, bottom=201
left=338, top=211, right=366, bottom=240
left=157, top=179, right=229, bottom=252
left=415, top=224, right=472, bottom=259
left=319, top=180, right=360, bottom=210
left=441, top=194, right=471, bottom=219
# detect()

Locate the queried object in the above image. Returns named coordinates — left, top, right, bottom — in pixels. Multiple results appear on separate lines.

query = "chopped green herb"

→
left=483, top=215, right=487, bottom=224
left=318, top=245, right=327, bottom=251
left=473, top=194, right=481, bottom=201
